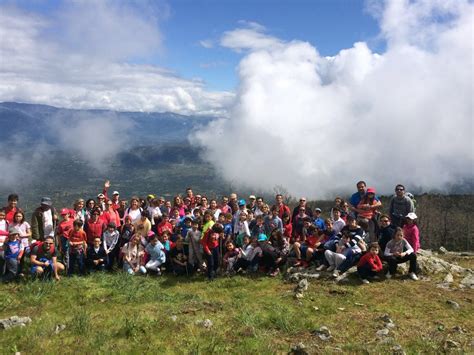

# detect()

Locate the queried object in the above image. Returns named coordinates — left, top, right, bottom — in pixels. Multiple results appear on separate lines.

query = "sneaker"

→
left=409, top=272, right=419, bottom=281
left=385, top=272, right=392, bottom=279
left=362, top=279, right=370, bottom=284
left=156, top=268, right=162, bottom=276
left=316, top=264, right=327, bottom=271
left=270, top=269, right=280, bottom=277
left=332, top=270, right=339, bottom=278
left=327, top=265, right=336, bottom=272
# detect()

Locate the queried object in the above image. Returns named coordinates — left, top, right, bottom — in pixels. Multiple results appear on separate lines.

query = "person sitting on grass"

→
left=384, top=227, right=419, bottom=281
left=68, top=220, right=87, bottom=276
left=357, top=242, right=383, bottom=284
left=223, top=240, right=240, bottom=274
left=233, top=236, right=263, bottom=274
left=30, top=236, right=64, bottom=281
left=293, top=224, right=318, bottom=267
left=87, top=237, right=106, bottom=272
left=144, top=234, right=166, bottom=275
left=121, top=234, right=145, bottom=275
left=170, top=236, right=190, bottom=276
left=1, top=227, right=24, bottom=282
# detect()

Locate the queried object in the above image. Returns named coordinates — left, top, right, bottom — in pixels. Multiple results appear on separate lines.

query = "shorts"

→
left=30, top=258, right=53, bottom=274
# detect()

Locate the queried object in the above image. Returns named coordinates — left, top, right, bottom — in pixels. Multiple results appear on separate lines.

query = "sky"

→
left=0, top=0, right=473, bottom=197
left=0, top=0, right=381, bottom=114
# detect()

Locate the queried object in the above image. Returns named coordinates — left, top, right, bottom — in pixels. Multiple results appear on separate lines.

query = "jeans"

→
left=385, top=253, right=417, bottom=274
left=69, top=251, right=85, bottom=276
left=357, top=264, right=377, bottom=279
left=205, top=247, right=219, bottom=280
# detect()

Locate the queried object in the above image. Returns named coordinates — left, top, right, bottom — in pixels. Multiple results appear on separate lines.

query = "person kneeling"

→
left=87, top=237, right=106, bottom=272
left=121, top=234, right=145, bottom=275
left=357, top=242, right=383, bottom=284
left=145, top=234, right=166, bottom=275
left=30, top=236, right=64, bottom=281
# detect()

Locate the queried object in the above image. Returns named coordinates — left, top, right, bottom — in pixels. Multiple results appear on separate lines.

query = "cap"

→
left=257, top=233, right=268, bottom=242
left=60, top=208, right=70, bottom=216
left=406, top=212, right=417, bottom=220
left=238, top=199, right=246, bottom=206
left=249, top=195, right=256, bottom=200
left=97, top=193, right=105, bottom=199
left=315, top=208, right=322, bottom=212
left=112, top=191, right=120, bottom=195
left=366, top=187, right=376, bottom=194
left=41, top=197, right=52, bottom=206
left=8, top=226, right=21, bottom=235
left=147, top=194, right=155, bottom=199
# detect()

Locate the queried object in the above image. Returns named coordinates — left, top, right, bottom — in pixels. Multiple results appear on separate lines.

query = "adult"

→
left=2, top=194, right=22, bottom=224
left=292, top=197, right=313, bottom=221
left=30, top=236, right=64, bottom=280
left=97, top=193, right=107, bottom=211
left=220, top=196, right=231, bottom=214
left=124, top=196, right=143, bottom=224
left=103, top=200, right=121, bottom=227
left=173, top=196, right=186, bottom=217
left=73, top=199, right=86, bottom=223
left=349, top=180, right=367, bottom=214
left=377, top=215, right=397, bottom=254
left=275, top=194, right=291, bottom=221
left=389, top=184, right=415, bottom=227
left=254, top=197, right=265, bottom=216
left=247, top=195, right=257, bottom=213
left=185, top=187, right=195, bottom=208
left=31, top=197, right=58, bottom=243
left=209, top=199, right=221, bottom=221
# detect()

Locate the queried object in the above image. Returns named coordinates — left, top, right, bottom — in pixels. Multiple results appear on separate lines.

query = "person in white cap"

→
left=403, top=212, right=420, bottom=253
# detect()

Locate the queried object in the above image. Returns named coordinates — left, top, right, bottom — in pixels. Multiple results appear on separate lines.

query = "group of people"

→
left=0, top=180, right=419, bottom=284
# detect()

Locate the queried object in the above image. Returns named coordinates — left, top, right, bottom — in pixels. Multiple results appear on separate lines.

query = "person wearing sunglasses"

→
left=389, top=184, right=415, bottom=227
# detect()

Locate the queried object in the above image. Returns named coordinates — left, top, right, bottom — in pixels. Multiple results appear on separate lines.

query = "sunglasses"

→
left=381, top=219, right=389, bottom=223
left=396, top=188, right=404, bottom=191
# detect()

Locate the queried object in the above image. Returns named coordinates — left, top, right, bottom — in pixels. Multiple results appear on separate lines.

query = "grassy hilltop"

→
left=1, top=256, right=473, bottom=354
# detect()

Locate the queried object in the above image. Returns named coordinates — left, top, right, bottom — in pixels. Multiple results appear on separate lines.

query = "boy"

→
left=87, top=237, right=106, bottom=272
left=357, top=242, right=383, bottom=284
left=68, top=220, right=87, bottom=276
left=185, top=219, right=203, bottom=271
left=170, top=237, right=189, bottom=276
left=57, top=208, right=74, bottom=271
left=1, top=227, right=24, bottom=282
left=102, top=222, right=120, bottom=270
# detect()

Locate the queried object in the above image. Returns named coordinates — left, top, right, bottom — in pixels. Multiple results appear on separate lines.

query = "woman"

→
left=103, top=200, right=121, bottom=228
left=356, top=188, right=382, bottom=242
left=85, top=199, right=96, bottom=221
left=173, top=196, right=186, bottom=218
left=209, top=199, right=221, bottom=221
left=124, top=197, right=142, bottom=224
left=73, top=199, right=86, bottom=223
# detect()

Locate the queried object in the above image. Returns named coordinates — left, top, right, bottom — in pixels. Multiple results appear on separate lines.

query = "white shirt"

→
left=43, top=209, right=54, bottom=237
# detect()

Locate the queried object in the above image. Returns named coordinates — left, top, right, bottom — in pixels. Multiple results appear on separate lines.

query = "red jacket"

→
left=201, top=230, right=219, bottom=254
left=357, top=252, right=383, bottom=272
left=278, top=204, right=291, bottom=221
left=85, top=219, right=106, bottom=244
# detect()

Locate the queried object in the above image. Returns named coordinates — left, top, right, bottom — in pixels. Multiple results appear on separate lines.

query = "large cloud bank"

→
left=193, top=0, right=474, bottom=198
left=0, top=2, right=233, bottom=116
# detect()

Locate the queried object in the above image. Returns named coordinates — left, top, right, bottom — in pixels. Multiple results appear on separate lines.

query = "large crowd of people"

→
left=0, top=180, right=419, bottom=284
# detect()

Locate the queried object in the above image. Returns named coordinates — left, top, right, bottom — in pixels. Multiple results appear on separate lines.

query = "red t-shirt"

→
left=68, top=229, right=87, bottom=245
left=57, top=219, right=74, bottom=238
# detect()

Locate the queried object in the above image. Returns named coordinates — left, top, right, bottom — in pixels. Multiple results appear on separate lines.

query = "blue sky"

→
left=160, top=0, right=381, bottom=91
left=6, top=0, right=380, bottom=92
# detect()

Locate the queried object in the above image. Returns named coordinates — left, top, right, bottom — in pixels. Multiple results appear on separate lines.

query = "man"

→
left=349, top=181, right=367, bottom=213
left=389, top=184, right=415, bottom=227
left=30, top=235, right=64, bottom=280
left=275, top=194, right=291, bottom=221
left=97, top=193, right=107, bottom=211
left=2, top=194, right=22, bottom=224
left=31, top=197, right=57, bottom=242
left=185, top=187, right=195, bottom=208
left=110, top=191, right=120, bottom=210
left=292, top=197, right=313, bottom=221
left=247, top=195, right=257, bottom=213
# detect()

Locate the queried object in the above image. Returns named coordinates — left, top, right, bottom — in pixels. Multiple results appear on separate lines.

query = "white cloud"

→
left=220, top=21, right=283, bottom=52
left=193, top=0, right=474, bottom=198
left=0, top=3, right=234, bottom=116
left=199, top=39, right=214, bottom=49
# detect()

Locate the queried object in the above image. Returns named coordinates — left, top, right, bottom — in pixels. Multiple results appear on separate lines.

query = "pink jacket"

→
left=403, top=223, right=420, bottom=253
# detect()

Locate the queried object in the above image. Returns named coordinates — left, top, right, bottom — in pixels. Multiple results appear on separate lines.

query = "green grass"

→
left=1, top=267, right=473, bottom=354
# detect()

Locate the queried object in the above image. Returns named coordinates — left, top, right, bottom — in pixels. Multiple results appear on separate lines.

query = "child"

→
left=103, top=222, right=120, bottom=270
left=357, top=242, right=383, bottom=284
left=403, top=213, right=420, bottom=253
left=68, top=220, right=87, bottom=276
left=135, top=211, right=152, bottom=238
left=331, top=208, right=346, bottom=235
left=201, top=224, right=224, bottom=280
left=223, top=213, right=234, bottom=243
left=324, top=230, right=362, bottom=278
left=145, top=235, right=166, bottom=275
left=234, top=212, right=251, bottom=247
left=201, top=212, right=215, bottom=235
left=120, top=216, right=135, bottom=247
left=87, top=237, right=107, bottom=272
left=282, top=213, right=292, bottom=241
left=121, top=234, right=145, bottom=275
left=170, top=237, right=189, bottom=276
left=0, top=211, right=9, bottom=264
left=185, top=219, right=203, bottom=271
left=293, top=225, right=319, bottom=267
left=11, top=211, right=31, bottom=273
left=1, top=227, right=24, bottom=282
left=157, top=214, right=173, bottom=236
left=57, top=208, right=74, bottom=271
left=384, top=227, right=418, bottom=280
left=233, top=236, right=263, bottom=273
left=223, top=241, right=240, bottom=274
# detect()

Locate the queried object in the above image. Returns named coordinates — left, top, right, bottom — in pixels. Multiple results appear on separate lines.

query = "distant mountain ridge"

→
left=0, top=101, right=213, bottom=145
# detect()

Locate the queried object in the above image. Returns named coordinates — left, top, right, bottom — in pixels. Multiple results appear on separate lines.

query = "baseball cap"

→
left=41, top=197, right=52, bottom=206
left=238, top=199, right=246, bottom=206
left=97, top=193, right=105, bottom=199
left=8, top=226, right=21, bottom=235
left=367, top=187, right=376, bottom=194
left=249, top=195, right=256, bottom=200
left=112, top=191, right=120, bottom=195
left=406, top=212, right=417, bottom=220
left=60, top=208, right=69, bottom=216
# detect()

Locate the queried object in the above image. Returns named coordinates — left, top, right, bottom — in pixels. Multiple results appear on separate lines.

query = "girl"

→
left=135, top=211, right=152, bottom=238
left=233, top=236, right=262, bottom=273
left=223, top=241, right=240, bottom=274
left=282, top=213, right=292, bottom=241
left=1, top=227, right=23, bottom=282
left=384, top=227, right=418, bottom=280
left=403, top=212, right=420, bottom=253
left=11, top=211, right=31, bottom=254
left=85, top=199, right=96, bottom=221
left=263, top=230, right=289, bottom=277
left=73, top=199, right=86, bottom=223
left=234, top=211, right=251, bottom=247
left=121, top=234, right=145, bottom=275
